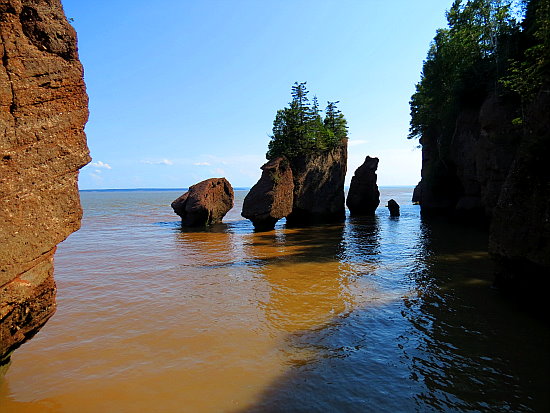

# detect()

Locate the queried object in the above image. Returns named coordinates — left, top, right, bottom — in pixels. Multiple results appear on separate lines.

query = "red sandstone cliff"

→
left=0, top=0, right=90, bottom=363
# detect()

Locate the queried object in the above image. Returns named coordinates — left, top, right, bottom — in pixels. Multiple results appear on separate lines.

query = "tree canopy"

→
left=266, top=82, right=348, bottom=160
left=409, top=0, right=549, bottom=141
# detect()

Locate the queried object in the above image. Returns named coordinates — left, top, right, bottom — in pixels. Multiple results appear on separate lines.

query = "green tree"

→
left=501, top=0, right=550, bottom=107
left=324, top=101, right=348, bottom=147
left=266, top=83, right=348, bottom=160
left=409, top=0, right=521, bottom=142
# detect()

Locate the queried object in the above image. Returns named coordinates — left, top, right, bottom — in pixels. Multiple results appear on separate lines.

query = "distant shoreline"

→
left=80, top=186, right=415, bottom=193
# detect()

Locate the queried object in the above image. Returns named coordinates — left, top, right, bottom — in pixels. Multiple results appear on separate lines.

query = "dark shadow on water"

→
left=162, top=220, right=255, bottom=234
left=232, top=215, right=550, bottom=413
left=166, top=211, right=549, bottom=412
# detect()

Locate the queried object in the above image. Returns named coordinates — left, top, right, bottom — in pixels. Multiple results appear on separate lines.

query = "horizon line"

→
left=80, top=185, right=415, bottom=192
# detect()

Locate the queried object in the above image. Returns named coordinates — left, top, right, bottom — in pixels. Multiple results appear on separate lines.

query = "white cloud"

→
left=141, top=159, right=173, bottom=166
left=90, top=160, right=112, bottom=169
left=88, top=172, right=103, bottom=184
left=348, top=139, right=369, bottom=147
left=193, top=162, right=211, bottom=166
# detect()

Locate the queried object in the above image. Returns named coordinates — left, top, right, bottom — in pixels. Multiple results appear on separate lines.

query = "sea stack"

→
left=0, top=0, right=91, bottom=363
left=242, top=157, right=294, bottom=231
left=172, top=178, right=234, bottom=226
left=346, top=156, right=380, bottom=216
left=285, top=145, right=348, bottom=226
left=387, top=199, right=400, bottom=217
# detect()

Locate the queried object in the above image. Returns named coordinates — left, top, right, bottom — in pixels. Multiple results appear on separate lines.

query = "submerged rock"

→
left=387, top=199, right=400, bottom=217
left=0, top=0, right=91, bottom=363
left=172, top=178, right=234, bottom=226
left=242, top=157, right=294, bottom=231
left=346, top=156, right=380, bottom=216
left=286, top=145, right=348, bottom=226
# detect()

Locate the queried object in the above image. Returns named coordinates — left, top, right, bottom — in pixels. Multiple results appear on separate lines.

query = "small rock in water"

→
left=387, top=199, right=400, bottom=217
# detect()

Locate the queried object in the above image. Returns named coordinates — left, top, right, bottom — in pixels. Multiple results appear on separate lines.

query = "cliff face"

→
left=286, top=144, right=347, bottom=226
left=489, top=92, right=550, bottom=282
left=0, top=0, right=90, bottom=362
left=415, top=90, right=549, bottom=285
left=415, top=93, right=522, bottom=219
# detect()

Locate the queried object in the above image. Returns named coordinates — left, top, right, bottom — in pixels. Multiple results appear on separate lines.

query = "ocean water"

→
left=1, top=188, right=548, bottom=412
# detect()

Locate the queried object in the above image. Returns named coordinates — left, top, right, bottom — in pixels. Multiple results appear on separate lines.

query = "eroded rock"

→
left=286, top=144, right=347, bottom=226
left=1, top=0, right=90, bottom=363
left=489, top=91, right=550, bottom=285
left=242, top=157, right=294, bottom=231
left=387, top=199, right=400, bottom=217
left=412, top=181, right=422, bottom=204
left=346, top=156, right=380, bottom=216
left=172, top=178, right=234, bottom=226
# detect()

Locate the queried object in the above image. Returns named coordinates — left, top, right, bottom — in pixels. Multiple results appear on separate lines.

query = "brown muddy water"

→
left=1, top=188, right=548, bottom=412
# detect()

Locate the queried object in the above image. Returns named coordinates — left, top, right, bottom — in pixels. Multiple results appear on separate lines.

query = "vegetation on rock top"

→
left=409, top=0, right=549, bottom=143
left=266, top=82, right=348, bottom=160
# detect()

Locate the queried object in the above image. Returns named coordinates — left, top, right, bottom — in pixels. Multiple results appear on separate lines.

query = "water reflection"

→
left=2, top=190, right=548, bottom=412
left=400, top=216, right=550, bottom=412
left=250, top=225, right=353, bottom=334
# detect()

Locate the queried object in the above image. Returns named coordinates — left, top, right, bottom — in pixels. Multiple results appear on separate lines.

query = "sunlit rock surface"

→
left=172, top=178, right=234, bottom=226
left=242, top=157, right=294, bottom=231
left=286, top=144, right=347, bottom=226
left=0, top=0, right=90, bottom=363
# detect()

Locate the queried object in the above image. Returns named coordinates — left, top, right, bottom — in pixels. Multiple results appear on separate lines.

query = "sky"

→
left=61, top=0, right=451, bottom=189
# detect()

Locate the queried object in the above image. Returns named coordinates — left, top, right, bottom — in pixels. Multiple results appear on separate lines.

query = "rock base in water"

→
left=387, top=199, right=400, bottom=217
left=241, top=157, right=294, bottom=231
left=172, top=178, right=234, bottom=226
left=346, top=156, right=380, bottom=216
left=286, top=145, right=348, bottom=226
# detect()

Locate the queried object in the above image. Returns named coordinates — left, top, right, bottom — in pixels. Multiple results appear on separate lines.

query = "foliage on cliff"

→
left=409, top=0, right=549, bottom=142
left=266, top=82, right=348, bottom=160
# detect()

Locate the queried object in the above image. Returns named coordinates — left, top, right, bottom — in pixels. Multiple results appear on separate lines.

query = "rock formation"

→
left=412, top=182, right=422, bottom=204
left=285, top=144, right=347, bottom=226
left=1, top=0, right=90, bottom=363
left=242, top=144, right=347, bottom=229
left=413, top=93, right=521, bottom=219
left=172, top=178, right=234, bottom=226
left=387, top=199, right=400, bottom=217
left=346, top=156, right=380, bottom=215
left=415, top=91, right=550, bottom=287
left=241, top=157, right=294, bottom=231
left=488, top=92, right=550, bottom=287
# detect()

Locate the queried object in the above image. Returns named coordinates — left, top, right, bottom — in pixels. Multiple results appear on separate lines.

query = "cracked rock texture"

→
left=1, top=0, right=90, bottom=363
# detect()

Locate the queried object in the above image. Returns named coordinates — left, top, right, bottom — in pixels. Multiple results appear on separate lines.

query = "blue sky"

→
left=62, top=0, right=450, bottom=189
